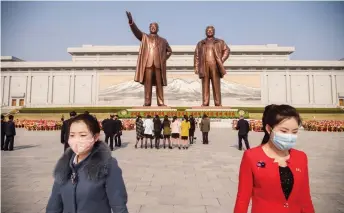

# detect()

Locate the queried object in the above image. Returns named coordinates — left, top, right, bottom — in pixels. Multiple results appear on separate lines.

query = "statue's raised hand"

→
left=126, top=11, right=133, bottom=24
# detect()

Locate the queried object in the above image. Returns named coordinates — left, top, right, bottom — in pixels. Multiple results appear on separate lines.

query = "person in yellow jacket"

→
left=180, top=115, right=191, bottom=149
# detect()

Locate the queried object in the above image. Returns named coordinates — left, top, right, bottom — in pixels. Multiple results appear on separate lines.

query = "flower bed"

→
left=232, top=119, right=263, bottom=132
left=302, top=120, right=344, bottom=132
left=231, top=119, right=344, bottom=132
left=14, top=119, right=63, bottom=131
left=14, top=119, right=136, bottom=131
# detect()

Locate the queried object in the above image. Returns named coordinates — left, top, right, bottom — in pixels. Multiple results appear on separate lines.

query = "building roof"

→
left=1, top=56, right=24, bottom=62
left=67, top=44, right=295, bottom=55
left=1, top=60, right=344, bottom=69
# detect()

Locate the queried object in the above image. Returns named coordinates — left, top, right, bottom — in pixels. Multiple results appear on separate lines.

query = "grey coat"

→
left=200, top=118, right=211, bottom=132
left=46, top=142, right=128, bottom=213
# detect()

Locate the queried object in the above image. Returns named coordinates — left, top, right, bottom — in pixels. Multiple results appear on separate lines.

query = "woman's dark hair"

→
left=261, top=104, right=301, bottom=144
left=155, top=115, right=159, bottom=119
left=136, top=115, right=142, bottom=123
left=183, top=115, right=189, bottom=122
left=172, top=116, right=177, bottom=122
left=69, top=114, right=101, bottom=135
left=163, top=116, right=170, bottom=127
left=70, top=111, right=77, bottom=117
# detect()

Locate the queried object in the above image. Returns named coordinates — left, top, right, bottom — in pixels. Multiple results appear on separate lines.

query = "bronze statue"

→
left=194, top=26, right=230, bottom=106
left=126, top=11, right=172, bottom=106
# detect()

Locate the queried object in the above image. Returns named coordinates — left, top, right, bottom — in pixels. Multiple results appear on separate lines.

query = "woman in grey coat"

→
left=46, top=114, right=128, bottom=213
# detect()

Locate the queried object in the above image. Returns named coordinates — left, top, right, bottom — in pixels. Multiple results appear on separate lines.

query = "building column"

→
left=7, top=76, right=12, bottom=106
left=48, top=72, right=54, bottom=104
left=260, top=71, right=266, bottom=105
left=331, top=74, right=337, bottom=105
left=92, top=71, right=97, bottom=105
left=286, top=71, right=291, bottom=104
left=308, top=74, right=314, bottom=104
left=69, top=72, right=76, bottom=105
left=26, top=73, right=32, bottom=107
left=1, top=76, right=6, bottom=106
left=264, top=73, right=270, bottom=104
left=95, top=72, right=100, bottom=106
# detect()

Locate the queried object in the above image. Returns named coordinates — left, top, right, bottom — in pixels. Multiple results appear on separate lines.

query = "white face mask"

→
left=272, top=131, right=297, bottom=151
left=68, top=135, right=96, bottom=155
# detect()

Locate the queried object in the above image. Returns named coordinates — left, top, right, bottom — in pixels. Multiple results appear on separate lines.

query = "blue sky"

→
left=1, top=1, right=344, bottom=61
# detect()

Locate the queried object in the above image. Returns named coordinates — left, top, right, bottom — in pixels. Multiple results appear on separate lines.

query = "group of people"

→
left=46, top=104, right=315, bottom=213
left=134, top=114, right=212, bottom=150
left=1, top=114, right=16, bottom=151
left=102, top=114, right=123, bottom=150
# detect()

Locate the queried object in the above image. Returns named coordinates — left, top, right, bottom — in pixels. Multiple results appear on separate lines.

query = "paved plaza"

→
left=1, top=128, right=344, bottom=213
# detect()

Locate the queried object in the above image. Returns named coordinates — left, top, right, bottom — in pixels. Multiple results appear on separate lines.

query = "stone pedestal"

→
left=187, top=106, right=237, bottom=112
left=128, top=106, right=176, bottom=112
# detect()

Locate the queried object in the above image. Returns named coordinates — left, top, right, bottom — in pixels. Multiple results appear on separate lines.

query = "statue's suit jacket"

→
left=129, top=22, right=172, bottom=86
left=194, top=38, right=230, bottom=79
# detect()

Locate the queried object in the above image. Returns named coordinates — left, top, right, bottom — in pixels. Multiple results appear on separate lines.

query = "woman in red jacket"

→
left=234, top=104, right=314, bottom=213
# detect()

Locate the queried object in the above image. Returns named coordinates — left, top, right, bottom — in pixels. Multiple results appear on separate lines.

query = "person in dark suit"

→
left=153, top=115, right=162, bottom=149
left=4, top=115, right=16, bottom=151
left=236, top=115, right=250, bottom=150
left=114, top=115, right=123, bottom=148
left=102, top=114, right=116, bottom=150
left=188, top=115, right=196, bottom=144
left=61, top=111, right=77, bottom=151
left=1, top=115, right=6, bottom=150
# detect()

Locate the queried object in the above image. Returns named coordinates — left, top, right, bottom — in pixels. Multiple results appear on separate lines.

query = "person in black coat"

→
left=61, top=111, right=77, bottom=151
left=189, top=115, right=196, bottom=144
left=4, top=115, right=16, bottom=151
left=153, top=115, right=162, bottom=149
left=1, top=115, right=6, bottom=150
left=102, top=114, right=116, bottom=151
left=114, top=115, right=123, bottom=148
left=235, top=115, right=250, bottom=150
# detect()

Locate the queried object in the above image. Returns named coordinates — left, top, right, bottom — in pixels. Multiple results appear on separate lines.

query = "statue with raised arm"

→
left=194, top=26, right=230, bottom=106
left=126, top=11, right=172, bottom=107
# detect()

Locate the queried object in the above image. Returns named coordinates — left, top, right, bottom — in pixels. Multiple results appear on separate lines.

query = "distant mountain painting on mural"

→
left=98, top=78, right=261, bottom=106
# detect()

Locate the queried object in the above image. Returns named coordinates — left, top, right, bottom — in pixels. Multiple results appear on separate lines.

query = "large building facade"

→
left=1, top=44, right=344, bottom=108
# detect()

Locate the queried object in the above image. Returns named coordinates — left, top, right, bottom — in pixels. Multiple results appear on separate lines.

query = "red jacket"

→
left=234, top=146, right=314, bottom=213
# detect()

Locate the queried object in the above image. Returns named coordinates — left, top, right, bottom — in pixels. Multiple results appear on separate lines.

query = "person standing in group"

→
left=3, top=115, right=16, bottom=151
left=200, top=114, right=210, bottom=144
left=234, top=104, right=314, bottom=213
left=153, top=115, right=162, bottom=149
left=46, top=114, right=128, bottom=213
left=143, top=115, right=154, bottom=149
left=135, top=115, right=144, bottom=149
left=102, top=114, right=116, bottom=151
left=162, top=115, right=172, bottom=149
left=236, top=115, right=250, bottom=151
left=61, top=111, right=77, bottom=151
left=1, top=115, right=6, bottom=150
left=180, top=115, right=191, bottom=150
left=114, top=115, right=123, bottom=148
left=188, top=114, right=196, bottom=144
left=171, top=116, right=181, bottom=149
